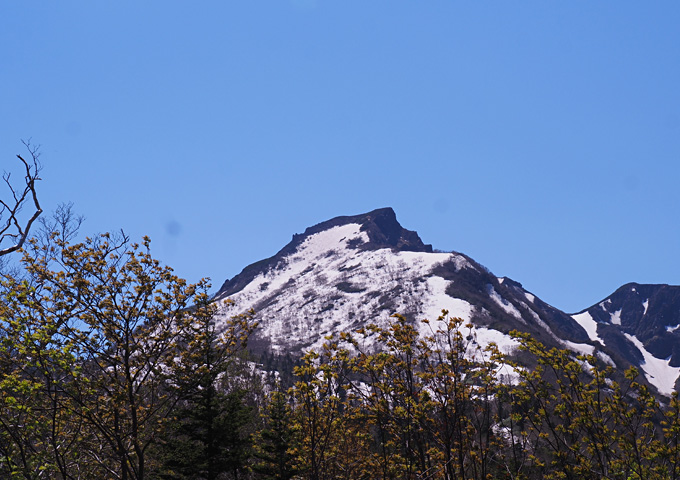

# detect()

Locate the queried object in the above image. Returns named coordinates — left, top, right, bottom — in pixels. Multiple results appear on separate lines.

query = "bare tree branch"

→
left=0, top=140, right=43, bottom=256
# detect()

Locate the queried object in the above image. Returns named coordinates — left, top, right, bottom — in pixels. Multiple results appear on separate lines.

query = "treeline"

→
left=3, top=222, right=680, bottom=479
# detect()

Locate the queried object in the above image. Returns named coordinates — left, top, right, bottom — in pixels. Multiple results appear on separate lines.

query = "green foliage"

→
left=20, top=232, right=201, bottom=479
left=507, top=331, right=664, bottom=480
left=0, top=270, right=88, bottom=479
left=279, top=316, right=680, bottom=480
left=282, top=311, right=510, bottom=480
left=0, top=227, right=258, bottom=480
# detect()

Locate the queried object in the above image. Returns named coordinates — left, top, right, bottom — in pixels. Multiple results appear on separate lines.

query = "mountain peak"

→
left=216, top=208, right=431, bottom=298
left=300, top=207, right=432, bottom=253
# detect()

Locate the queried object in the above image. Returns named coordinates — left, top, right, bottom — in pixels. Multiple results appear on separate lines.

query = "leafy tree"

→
left=340, top=313, right=508, bottom=480
left=340, top=316, right=433, bottom=479
left=0, top=204, right=262, bottom=479
left=0, top=275, right=72, bottom=479
left=508, top=331, right=667, bottom=480
left=17, top=230, right=205, bottom=479
left=0, top=218, right=92, bottom=479
left=417, top=313, right=506, bottom=480
left=287, top=312, right=508, bottom=480
left=289, top=352, right=332, bottom=480
left=660, top=394, right=680, bottom=479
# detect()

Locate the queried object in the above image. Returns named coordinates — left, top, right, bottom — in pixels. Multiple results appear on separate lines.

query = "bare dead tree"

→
left=0, top=140, right=43, bottom=256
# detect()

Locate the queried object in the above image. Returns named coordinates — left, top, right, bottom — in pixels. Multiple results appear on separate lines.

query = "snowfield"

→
left=217, top=223, right=519, bottom=356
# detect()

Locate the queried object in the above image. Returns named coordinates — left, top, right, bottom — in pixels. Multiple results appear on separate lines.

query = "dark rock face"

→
left=299, top=207, right=432, bottom=253
left=359, top=208, right=433, bottom=252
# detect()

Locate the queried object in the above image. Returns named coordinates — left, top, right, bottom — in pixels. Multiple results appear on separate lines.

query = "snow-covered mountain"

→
left=214, top=207, right=680, bottom=396
left=573, top=284, right=680, bottom=396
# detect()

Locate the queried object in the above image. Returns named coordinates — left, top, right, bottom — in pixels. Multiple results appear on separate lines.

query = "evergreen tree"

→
left=155, top=388, right=253, bottom=480
left=252, top=389, right=300, bottom=480
left=151, top=293, right=257, bottom=480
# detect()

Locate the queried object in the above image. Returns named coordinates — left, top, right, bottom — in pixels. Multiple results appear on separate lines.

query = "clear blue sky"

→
left=1, top=1, right=679, bottom=313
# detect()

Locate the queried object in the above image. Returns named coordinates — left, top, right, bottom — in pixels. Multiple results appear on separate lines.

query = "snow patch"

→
left=596, top=351, right=616, bottom=367
left=524, top=292, right=535, bottom=303
left=475, top=327, right=520, bottom=354
left=418, top=276, right=474, bottom=329
left=610, top=309, right=622, bottom=326
left=643, top=299, right=649, bottom=316
left=487, top=286, right=524, bottom=322
left=667, top=324, right=680, bottom=333
left=524, top=304, right=551, bottom=332
left=572, top=312, right=604, bottom=345
left=450, top=255, right=473, bottom=271
left=524, top=305, right=595, bottom=355
left=624, top=333, right=680, bottom=397
left=562, top=340, right=595, bottom=356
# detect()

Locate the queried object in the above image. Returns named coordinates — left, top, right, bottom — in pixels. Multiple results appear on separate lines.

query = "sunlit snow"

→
left=562, top=340, right=595, bottom=356
left=221, top=224, right=460, bottom=353
left=623, top=333, right=680, bottom=396
left=597, top=351, right=616, bottom=367
left=475, top=327, right=520, bottom=354
left=417, top=276, right=474, bottom=329
left=219, top=222, right=522, bottom=358
left=572, top=312, right=604, bottom=345
left=512, top=301, right=591, bottom=354
left=488, top=286, right=523, bottom=322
